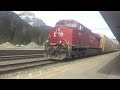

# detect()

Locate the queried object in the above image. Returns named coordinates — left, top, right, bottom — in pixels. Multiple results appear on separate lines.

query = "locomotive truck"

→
left=44, top=19, right=119, bottom=60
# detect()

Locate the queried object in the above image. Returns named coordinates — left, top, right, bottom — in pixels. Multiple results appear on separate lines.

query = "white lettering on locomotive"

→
left=54, top=31, right=57, bottom=37
left=54, top=31, right=63, bottom=37
left=59, top=32, right=63, bottom=36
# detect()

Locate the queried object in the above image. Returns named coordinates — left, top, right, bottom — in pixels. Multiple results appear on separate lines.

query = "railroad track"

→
left=0, top=58, right=66, bottom=78
left=0, top=50, right=45, bottom=60
left=0, top=50, right=74, bottom=78
left=0, top=50, right=59, bottom=78
left=0, top=54, right=101, bottom=79
left=0, top=50, right=118, bottom=78
left=0, top=54, right=44, bottom=60
left=0, top=50, right=45, bottom=56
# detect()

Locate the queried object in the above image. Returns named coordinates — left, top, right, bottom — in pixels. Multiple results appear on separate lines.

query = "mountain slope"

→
left=0, top=11, right=52, bottom=45
left=0, top=11, right=32, bottom=43
left=17, top=11, right=46, bottom=27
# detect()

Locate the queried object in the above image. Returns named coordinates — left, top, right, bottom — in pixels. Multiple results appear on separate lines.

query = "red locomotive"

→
left=44, top=19, right=102, bottom=60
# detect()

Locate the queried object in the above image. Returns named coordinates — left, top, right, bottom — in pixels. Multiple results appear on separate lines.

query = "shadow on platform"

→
left=98, top=54, right=120, bottom=76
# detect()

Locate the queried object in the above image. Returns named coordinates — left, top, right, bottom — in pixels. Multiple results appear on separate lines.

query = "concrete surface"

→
left=32, top=51, right=120, bottom=79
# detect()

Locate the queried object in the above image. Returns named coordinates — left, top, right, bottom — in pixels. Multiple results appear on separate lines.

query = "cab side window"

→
left=81, top=26, right=84, bottom=31
left=78, top=24, right=82, bottom=30
left=77, top=24, right=80, bottom=30
left=80, top=25, right=82, bottom=30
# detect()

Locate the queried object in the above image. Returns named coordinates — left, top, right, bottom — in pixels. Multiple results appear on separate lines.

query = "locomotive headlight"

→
left=59, top=41, right=62, bottom=43
left=46, top=40, right=49, bottom=42
left=58, top=28, right=60, bottom=32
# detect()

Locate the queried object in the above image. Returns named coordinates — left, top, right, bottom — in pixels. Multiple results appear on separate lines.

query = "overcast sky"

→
left=14, top=11, right=116, bottom=39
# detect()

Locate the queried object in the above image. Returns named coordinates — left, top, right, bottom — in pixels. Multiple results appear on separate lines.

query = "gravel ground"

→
left=0, top=60, right=54, bottom=72
left=0, top=42, right=14, bottom=48
left=0, top=42, right=44, bottom=50
left=0, top=57, right=85, bottom=78
left=0, top=58, right=56, bottom=78
left=1, top=51, right=120, bottom=79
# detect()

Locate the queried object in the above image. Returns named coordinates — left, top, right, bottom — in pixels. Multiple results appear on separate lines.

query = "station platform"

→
left=32, top=51, right=120, bottom=79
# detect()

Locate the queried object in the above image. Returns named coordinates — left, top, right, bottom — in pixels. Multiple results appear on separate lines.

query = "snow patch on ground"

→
left=0, top=42, right=14, bottom=48
left=0, top=42, right=44, bottom=49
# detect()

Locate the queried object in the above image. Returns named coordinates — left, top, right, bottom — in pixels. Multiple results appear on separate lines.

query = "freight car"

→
left=44, top=19, right=119, bottom=60
left=99, top=34, right=119, bottom=53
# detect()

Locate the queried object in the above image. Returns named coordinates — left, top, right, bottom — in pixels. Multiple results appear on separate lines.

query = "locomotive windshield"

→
left=55, top=22, right=64, bottom=27
left=55, top=20, right=78, bottom=28
left=65, top=21, right=78, bottom=28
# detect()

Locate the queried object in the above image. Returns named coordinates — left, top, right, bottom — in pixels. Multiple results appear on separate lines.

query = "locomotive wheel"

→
left=82, top=49, right=87, bottom=57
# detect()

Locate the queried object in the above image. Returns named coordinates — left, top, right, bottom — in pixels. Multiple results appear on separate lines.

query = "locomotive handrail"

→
left=61, top=36, right=70, bottom=46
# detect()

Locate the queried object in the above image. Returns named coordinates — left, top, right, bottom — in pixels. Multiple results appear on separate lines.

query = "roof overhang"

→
left=100, top=11, right=120, bottom=43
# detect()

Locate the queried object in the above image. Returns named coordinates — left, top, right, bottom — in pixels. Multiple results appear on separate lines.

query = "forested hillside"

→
left=0, top=11, right=52, bottom=45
